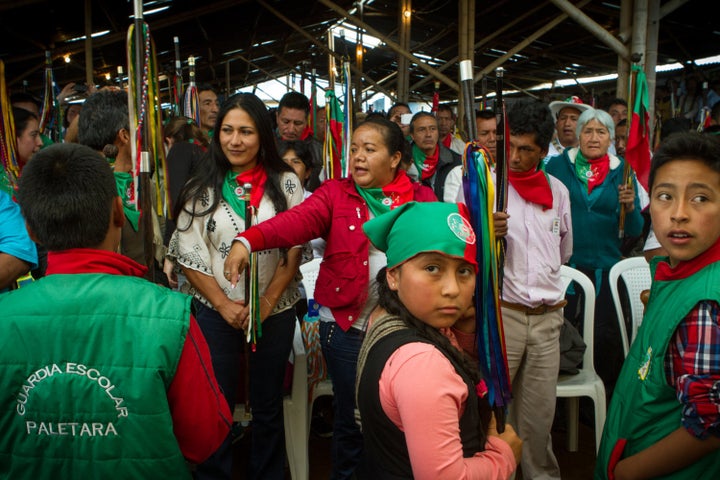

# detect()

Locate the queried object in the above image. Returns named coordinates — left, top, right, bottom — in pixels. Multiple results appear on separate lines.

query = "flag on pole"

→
left=625, top=65, right=651, bottom=192
left=324, top=90, right=344, bottom=179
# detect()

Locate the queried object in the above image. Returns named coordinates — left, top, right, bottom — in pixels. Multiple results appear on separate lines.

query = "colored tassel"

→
left=462, top=142, right=512, bottom=425
left=0, top=59, right=19, bottom=194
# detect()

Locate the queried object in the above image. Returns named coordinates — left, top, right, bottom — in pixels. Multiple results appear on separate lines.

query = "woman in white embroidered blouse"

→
left=168, top=92, right=304, bottom=480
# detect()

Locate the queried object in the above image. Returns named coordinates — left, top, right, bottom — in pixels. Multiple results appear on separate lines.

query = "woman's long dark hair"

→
left=174, top=92, right=293, bottom=225
left=375, top=266, right=492, bottom=439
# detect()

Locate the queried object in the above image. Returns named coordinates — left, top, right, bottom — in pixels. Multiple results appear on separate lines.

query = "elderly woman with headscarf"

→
left=545, top=107, right=642, bottom=399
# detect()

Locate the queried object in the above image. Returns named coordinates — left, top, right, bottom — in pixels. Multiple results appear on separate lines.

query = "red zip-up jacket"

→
left=239, top=176, right=436, bottom=330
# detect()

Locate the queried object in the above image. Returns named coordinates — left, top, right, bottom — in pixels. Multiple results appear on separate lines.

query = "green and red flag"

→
left=625, top=65, right=651, bottom=192
left=324, top=90, right=346, bottom=179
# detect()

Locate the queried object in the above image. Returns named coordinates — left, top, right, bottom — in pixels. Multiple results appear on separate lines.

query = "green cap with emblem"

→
left=363, top=201, right=478, bottom=271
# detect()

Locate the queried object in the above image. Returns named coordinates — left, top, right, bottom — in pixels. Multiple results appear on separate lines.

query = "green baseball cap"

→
left=363, top=201, right=478, bottom=271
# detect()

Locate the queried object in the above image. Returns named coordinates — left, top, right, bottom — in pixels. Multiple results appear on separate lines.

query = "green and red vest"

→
left=0, top=273, right=193, bottom=479
left=595, top=257, right=720, bottom=479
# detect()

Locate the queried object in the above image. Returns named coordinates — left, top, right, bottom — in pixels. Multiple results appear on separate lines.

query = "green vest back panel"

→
left=595, top=258, right=720, bottom=479
left=0, top=273, right=193, bottom=479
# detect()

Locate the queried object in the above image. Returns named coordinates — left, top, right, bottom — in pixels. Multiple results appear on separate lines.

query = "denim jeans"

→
left=248, top=308, right=296, bottom=479
left=192, top=300, right=295, bottom=480
left=319, top=321, right=365, bottom=480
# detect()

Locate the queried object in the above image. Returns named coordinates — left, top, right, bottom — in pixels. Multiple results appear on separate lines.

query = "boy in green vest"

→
left=596, top=132, right=720, bottom=479
left=0, top=143, right=231, bottom=478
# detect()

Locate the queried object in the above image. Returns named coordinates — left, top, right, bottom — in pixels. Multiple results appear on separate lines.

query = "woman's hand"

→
left=488, top=414, right=523, bottom=464
left=163, top=258, right=178, bottom=289
left=493, top=211, right=510, bottom=238
left=217, top=298, right=249, bottom=330
left=224, top=241, right=250, bottom=286
left=618, top=183, right=635, bottom=213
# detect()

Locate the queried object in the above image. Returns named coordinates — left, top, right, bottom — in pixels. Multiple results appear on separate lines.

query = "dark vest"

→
left=357, top=328, right=484, bottom=479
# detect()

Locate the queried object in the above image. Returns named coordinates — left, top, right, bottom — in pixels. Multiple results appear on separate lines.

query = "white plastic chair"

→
left=609, top=256, right=651, bottom=357
left=281, top=258, right=333, bottom=479
left=298, top=258, right=334, bottom=429
left=558, top=265, right=606, bottom=454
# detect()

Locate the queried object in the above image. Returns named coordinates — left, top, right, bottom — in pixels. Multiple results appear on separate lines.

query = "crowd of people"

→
left=1, top=68, right=719, bottom=480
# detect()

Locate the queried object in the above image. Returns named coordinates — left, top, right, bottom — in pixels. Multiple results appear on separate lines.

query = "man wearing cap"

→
left=546, top=96, right=592, bottom=160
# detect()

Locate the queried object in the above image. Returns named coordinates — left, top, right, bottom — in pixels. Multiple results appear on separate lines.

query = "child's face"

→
left=282, top=149, right=310, bottom=184
left=650, top=159, right=720, bottom=267
left=387, top=252, right=475, bottom=329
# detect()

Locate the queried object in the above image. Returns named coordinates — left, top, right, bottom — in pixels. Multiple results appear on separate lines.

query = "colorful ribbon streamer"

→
left=183, top=56, right=200, bottom=127
left=39, top=51, right=61, bottom=143
left=127, top=21, right=171, bottom=219
left=462, top=141, right=512, bottom=428
left=0, top=59, right=19, bottom=194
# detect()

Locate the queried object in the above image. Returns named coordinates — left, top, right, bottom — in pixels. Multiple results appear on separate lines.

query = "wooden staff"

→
left=242, top=182, right=253, bottom=422
left=328, top=30, right=336, bottom=90
left=459, top=60, right=477, bottom=141
left=618, top=53, right=642, bottom=239
left=494, top=68, right=508, bottom=294
left=131, top=0, right=155, bottom=280
left=173, top=36, right=183, bottom=116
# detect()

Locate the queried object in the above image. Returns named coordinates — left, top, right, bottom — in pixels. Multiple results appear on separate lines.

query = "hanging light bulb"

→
left=64, top=54, right=71, bottom=63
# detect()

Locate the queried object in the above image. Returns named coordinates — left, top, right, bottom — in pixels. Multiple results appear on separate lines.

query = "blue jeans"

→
left=319, top=321, right=365, bottom=480
left=193, top=301, right=295, bottom=480
left=248, top=307, right=296, bottom=479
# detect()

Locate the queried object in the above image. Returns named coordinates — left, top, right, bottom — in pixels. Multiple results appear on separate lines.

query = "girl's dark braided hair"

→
left=375, top=266, right=493, bottom=441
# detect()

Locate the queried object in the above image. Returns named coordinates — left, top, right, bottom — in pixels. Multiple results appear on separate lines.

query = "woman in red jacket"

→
left=225, top=116, right=436, bottom=479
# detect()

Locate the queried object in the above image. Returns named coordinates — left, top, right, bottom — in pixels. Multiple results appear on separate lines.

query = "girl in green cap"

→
left=356, top=201, right=521, bottom=479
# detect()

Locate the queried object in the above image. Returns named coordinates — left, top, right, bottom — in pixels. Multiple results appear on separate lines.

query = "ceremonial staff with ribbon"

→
left=241, top=183, right=257, bottom=423
left=0, top=59, right=19, bottom=194
left=172, top=36, right=183, bottom=117
left=39, top=51, right=61, bottom=143
left=184, top=56, right=200, bottom=126
left=127, top=0, right=172, bottom=276
left=460, top=60, right=512, bottom=433
left=127, top=0, right=155, bottom=278
left=494, top=68, right=509, bottom=288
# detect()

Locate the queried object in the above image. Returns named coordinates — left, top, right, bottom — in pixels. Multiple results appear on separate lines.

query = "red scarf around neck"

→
left=442, top=133, right=453, bottom=149
left=418, top=144, right=440, bottom=181
left=235, top=163, right=268, bottom=209
left=508, top=167, right=553, bottom=210
left=588, top=155, right=610, bottom=193
left=655, top=236, right=720, bottom=281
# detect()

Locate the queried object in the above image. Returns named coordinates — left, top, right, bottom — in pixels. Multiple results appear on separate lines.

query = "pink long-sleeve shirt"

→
left=378, top=341, right=516, bottom=479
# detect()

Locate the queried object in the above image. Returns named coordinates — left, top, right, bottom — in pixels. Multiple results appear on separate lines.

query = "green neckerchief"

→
left=355, top=184, right=394, bottom=218
left=222, top=170, right=248, bottom=220
left=113, top=171, right=140, bottom=231
left=573, top=149, right=592, bottom=192
left=411, top=144, right=426, bottom=178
